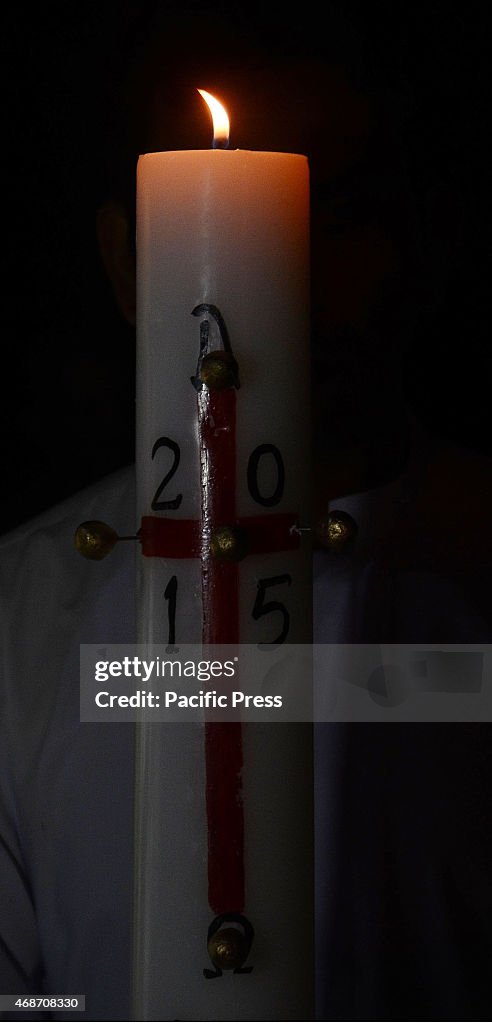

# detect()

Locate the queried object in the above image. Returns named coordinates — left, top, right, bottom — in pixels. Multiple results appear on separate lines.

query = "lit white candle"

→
left=134, top=90, right=313, bottom=1020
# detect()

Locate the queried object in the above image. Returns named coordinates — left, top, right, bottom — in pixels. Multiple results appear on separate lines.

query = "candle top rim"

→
left=138, top=148, right=308, bottom=160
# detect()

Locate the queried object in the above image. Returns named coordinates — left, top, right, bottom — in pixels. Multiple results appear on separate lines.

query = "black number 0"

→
left=247, top=444, right=285, bottom=507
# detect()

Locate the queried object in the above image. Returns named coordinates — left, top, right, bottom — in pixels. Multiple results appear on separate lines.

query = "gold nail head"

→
left=315, top=510, right=358, bottom=552
left=210, top=525, right=249, bottom=562
left=74, top=521, right=119, bottom=560
left=199, top=350, right=238, bottom=391
left=207, top=928, right=248, bottom=971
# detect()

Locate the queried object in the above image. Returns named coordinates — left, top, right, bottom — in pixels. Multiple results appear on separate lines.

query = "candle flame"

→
left=197, top=89, right=230, bottom=148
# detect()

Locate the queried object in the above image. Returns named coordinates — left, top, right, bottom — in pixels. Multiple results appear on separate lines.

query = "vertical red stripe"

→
left=199, top=388, right=245, bottom=914
left=200, top=389, right=239, bottom=647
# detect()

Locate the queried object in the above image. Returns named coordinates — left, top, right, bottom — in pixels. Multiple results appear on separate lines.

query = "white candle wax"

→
left=134, top=142, right=313, bottom=1020
left=136, top=148, right=311, bottom=645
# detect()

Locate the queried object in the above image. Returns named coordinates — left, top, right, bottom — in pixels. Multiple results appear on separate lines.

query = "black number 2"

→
left=151, top=437, right=182, bottom=510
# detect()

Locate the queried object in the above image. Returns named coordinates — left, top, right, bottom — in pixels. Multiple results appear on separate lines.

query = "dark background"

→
left=1, top=1, right=490, bottom=534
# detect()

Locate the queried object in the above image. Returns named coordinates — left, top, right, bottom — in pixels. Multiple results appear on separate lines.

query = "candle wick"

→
left=213, top=137, right=230, bottom=150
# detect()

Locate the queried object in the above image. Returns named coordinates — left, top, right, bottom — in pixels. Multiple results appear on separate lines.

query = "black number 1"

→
left=164, top=575, right=178, bottom=650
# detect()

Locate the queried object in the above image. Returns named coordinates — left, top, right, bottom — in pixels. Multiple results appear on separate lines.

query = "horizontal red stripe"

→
left=139, top=516, right=200, bottom=558
left=240, top=513, right=301, bottom=553
left=140, top=512, right=300, bottom=559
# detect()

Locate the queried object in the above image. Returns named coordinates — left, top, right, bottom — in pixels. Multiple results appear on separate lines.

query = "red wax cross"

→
left=140, top=388, right=300, bottom=915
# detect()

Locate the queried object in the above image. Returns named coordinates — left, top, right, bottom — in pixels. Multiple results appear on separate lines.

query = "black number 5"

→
left=252, top=574, right=292, bottom=647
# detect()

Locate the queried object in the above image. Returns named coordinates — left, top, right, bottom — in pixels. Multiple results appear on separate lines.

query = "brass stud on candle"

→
left=207, top=927, right=248, bottom=971
left=315, top=510, right=358, bottom=552
left=210, top=524, right=249, bottom=561
left=199, top=350, right=239, bottom=391
left=74, top=521, right=137, bottom=560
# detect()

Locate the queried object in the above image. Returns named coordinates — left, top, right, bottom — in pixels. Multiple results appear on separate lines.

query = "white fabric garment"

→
left=0, top=468, right=136, bottom=1021
left=1, top=449, right=492, bottom=1020
left=313, top=451, right=492, bottom=1020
